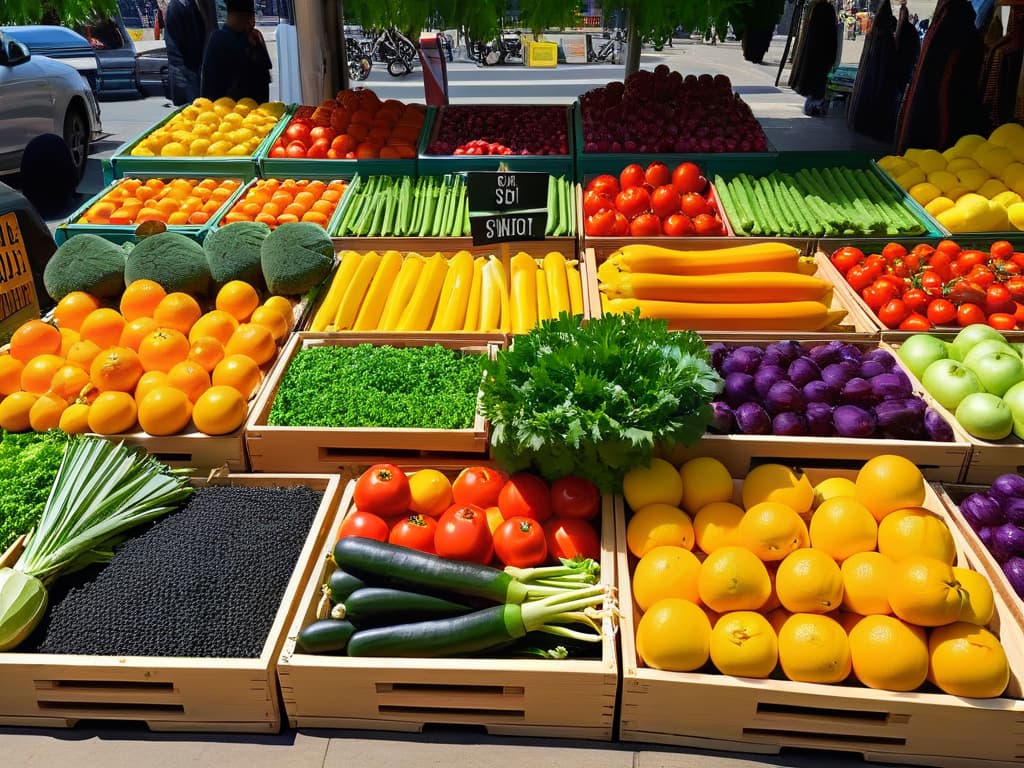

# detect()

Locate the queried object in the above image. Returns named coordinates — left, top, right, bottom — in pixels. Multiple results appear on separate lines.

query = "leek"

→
left=0, top=437, right=193, bottom=651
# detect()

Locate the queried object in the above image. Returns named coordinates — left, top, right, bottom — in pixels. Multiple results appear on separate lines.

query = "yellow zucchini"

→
left=397, top=253, right=448, bottom=331
left=543, top=252, right=571, bottom=317
left=602, top=297, right=847, bottom=332
left=353, top=250, right=403, bottom=331
left=432, top=251, right=475, bottom=331
left=509, top=252, right=538, bottom=334
left=463, top=257, right=485, bottom=332
left=607, top=242, right=802, bottom=276
left=599, top=270, right=833, bottom=303
left=309, top=251, right=359, bottom=331
left=332, top=250, right=381, bottom=331
left=379, top=254, right=425, bottom=331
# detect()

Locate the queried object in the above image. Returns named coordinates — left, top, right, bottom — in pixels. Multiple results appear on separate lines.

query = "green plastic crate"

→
left=208, top=175, right=353, bottom=233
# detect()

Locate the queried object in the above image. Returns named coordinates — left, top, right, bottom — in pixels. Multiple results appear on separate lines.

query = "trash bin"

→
left=524, top=39, right=558, bottom=67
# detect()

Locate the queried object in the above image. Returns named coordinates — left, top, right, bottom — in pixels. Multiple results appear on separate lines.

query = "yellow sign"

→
left=0, top=212, right=40, bottom=342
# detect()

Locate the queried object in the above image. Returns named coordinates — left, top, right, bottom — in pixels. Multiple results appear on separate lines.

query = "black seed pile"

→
left=31, top=485, right=322, bottom=658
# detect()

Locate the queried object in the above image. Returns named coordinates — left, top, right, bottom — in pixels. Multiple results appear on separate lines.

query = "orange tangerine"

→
left=153, top=292, right=202, bottom=334
left=276, top=213, right=299, bottom=224
left=212, top=354, right=262, bottom=398
left=189, top=310, right=239, bottom=345
left=216, top=280, right=261, bottom=322
left=167, top=359, right=211, bottom=403
left=187, top=335, right=225, bottom=372
left=135, top=370, right=172, bottom=403
left=139, top=328, right=191, bottom=373
left=301, top=211, right=329, bottom=226
left=29, top=391, right=68, bottom=432
left=79, top=308, right=127, bottom=349
left=167, top=211, right=189, bottom=225
left=49, top=364, right=90, bottom=401
left=66, top=339, right=102, bottom=369
left=21, top=354, right=67, bottom=394
left=119, top=316, right=160, bottom=351
left=53, top=292, right=102, bottom=332
left=249, top=305, right=289, bottom=342
left=10, top=320, right=62, bottom=362
left=0, top=391, right=38, bottom=431
left=59, top=328, right=80, bottom=357
left=87, top=390, right=138, bottom=435
left=263, top=295, right=294, bottom=322
left=193, top=385, right=247, bottom=435
left=0, top=355, right=25, bottom=396
left=90, top=346, right=144, bottom=393
left=58, top=402, right=91, bottom=433
left=137, top=385, right=193, bottom=436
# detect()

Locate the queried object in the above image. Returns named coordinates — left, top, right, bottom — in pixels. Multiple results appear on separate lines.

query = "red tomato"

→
left=338, top=510, right=390, bottom=542
left=615, top=187, right=651, bottom=220
left=1006, top=276, right=1024, bottom=299
left=948, top=279, right=986, bottom=305
left=270, top=145, right=287, bottom=158
left=388, top=514, right=438, bottom=554
left=846, top=264, right=874, bottom=292
left=611, top=211, right=630, bottom=236
left=587, top=174, right=620, bottom=197
left=936, top=239, right=962, bottom=257
left=434, top=504, right=494, bottom=564
left=585, top=209, right=617, bottom=237
left=493, top=517, right=548, bottom=568
left=898, top=312, right=931, bottom=331
left=671, top=162, right=705, bottom=195
left=498, top=472, right=553, bottom=522
left=957, top=250, right=988, bottom=271
left=650, top=185, right=681, bottom=219
left=864, top=254, right=887, bottom=278
left=630, top=213, right=662, bottom=236
left=969, top=265, right=995, bottom=288
left=583, top=190, right=615, bottom=218
left=285, top=141, right=307, bottom=158
left=862, top=279, right=898, bottom=311
left=550, top=476, right=600, bottom=520
left=306, top=143, right=327, bottom=159
left=680, top=192, right=710, bottom=218
left=912, top=243, right=935, bottom=259
left=452, top=466, right=506, bottom=508
left=619, top=163, right=645, bottom=190
left=988, top=313, right=1017, bottom=331
left=353, top=463, right=411, bottom=518
left=309, top=126, right=335, bottom=142
left=902, top=288, right=929, bottom=313
left=991, top=240, right=1014, bottom=260
left=662, top=213, right=695, bottom=236
left=644, top=161, right=671, bottom=188
left=926, top=298, right=957, bottom=325
left=928, top=249, right=954, bottom=280
left=1015, top=301, right=1024, bottom=324
left=831, top=246, right=863, bottom=274
left=692, top=213, right=723, bottom=235
left=284, top=121, right=311, bottom=144
left=544, top=518, right=600, bottom=561
left=920, top=269, right=945, bottom=297
left=957, top=303, right=987, bottom=326
left=987, top=283, right=1013, bottom=313
left=882, top=243, right=907, bottom=262
left=878, top=299, right=910, bottom=329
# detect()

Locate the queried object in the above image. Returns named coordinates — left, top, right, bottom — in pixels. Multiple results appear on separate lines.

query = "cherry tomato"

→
left=957, top=303, right=987, bottom=326
left=586, top=174, right=620, bottom=197
left=936, top=239, right=962, bottom=258
left=1008, top=276, right=1024, bottom=299
left=1013, top=252, right=1024, bottom=270
left=986, top=283, right=1013, bottom=312
left=875, top=275, right=904, bottom=294
left=309, top=125, right=335, bottom=142
left=671, top=162, right=706, bottom=195
left=493, top=517, right=548, bottom=568
left=846, top=264, right=874, bottom=292
left=619, top=163, right=645, bottom=190
left=644, top=161, right=671, bottom=188
left=550, top=476, right=600, bottom=520
left=912, top=243, right=935, bottom=259
left=630, top=213, right=662, bottom=237
left=388, top=514, right=438, bottom=554
left=338, top=510, right=390, bottom=542
left=864, top=254, right=887, bottom=277
left=882, top=243, right=907, bottom=262
left=991, top=240, right=1014, bottom=260
left=611, top=211, right=630, bottom=236
left=957, top=249, right=988, bottom=271
left=692, top=213, right=723, bottom=235
left=968, top=265, right=995, bottom=288
left=434, top=504, right=494, bottom=564
left=680, top=192, right=710, bottom=218
left=919, top=269, right=945, bottom=297
left=285, top=141, right=307, bottom=158
left=988, top=313, right=1017, bottom=331
left=926, top=298, right=957, bottom=325
left=831, top=246, right=863, bottom=274
left=878, top=298, right=910, bottom=329
left=898, top=312, right=931, bottom=331
left=1015, top=301, right=1024, bottom=325
left=583, top=189, right=615, bottom=218
left=903, top=288, right=929, bottom=313
left=862, top=281, right=897, bottom=312
left=353, top=463, right=411, bottom=518
left=928, top=249, right=954, bottom=280
left=662, top=213, right=695, bottom=236
left=1000, top=260, right=1021, bottom=275
left=543, top=518, right=601, bottom=561
left=452, top=466, right=507, bottom=508
left=615, top=187, right=651, bottom=220
left=585, top=209, right=616, bottom=237
left=947, top=279, right=987, bottom=305
left=284, top=121, right=311, bottom=144
left=498, top=472, right=553, bottom=522
left=650, top=185, right=681, bottom=219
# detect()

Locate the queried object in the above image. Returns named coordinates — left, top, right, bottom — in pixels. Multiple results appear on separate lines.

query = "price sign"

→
left=467, top=171, right=549, bottom=246
left=0, top=213, right=38, bottom=340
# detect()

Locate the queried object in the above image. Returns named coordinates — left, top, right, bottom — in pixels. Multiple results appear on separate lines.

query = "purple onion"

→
left=1004, top=498, right=1024, bottom=527
left=871, top=372, right=913, bottom=401
left=734, top=402, right=771, bottom=435
left=862, top=349, right=897, bottom=371
left=803, top=380, right=838, bottom=405
left=806, top=402, right=835, bottom=436
left=723, top=372, right=758, bottom=408
left=924, top=408, right=955, bottom=442
left=990, top=474, right=1024, bottom=505
left=808, top=342, right=845, bottom=368
left=754, top=366, right=787, bottom=398
left=721, top=348, right=762, bottom=375
left=762, top=340, right=805, bottom=367
left=765, top=381, right=806, bottom=415
left=859, top=359, right=887, bottom=379
left=978, top=526, right=995, bottom=549
left=842, top=377, right=876, bottom=406
left=773, top=412, right=808, bottom=436
left=959, top=493, right=1005, bottom=530
left=1002, top=557, right=1024, bottom=598
left=735, top=345, right=764, bottom=365
left=836, top=343, right=865, bottom=362
left=833, top=404, right=877, bottom=438
left=787, top=357, right=821, bottom=388
left=874, top=398, right=927, bottom=439
left=709, top=401, right=734, bottom=433
left=707, top=342, right=731, bottom=370
left=991, top=523, right=1024, bottom=562
left=821, top=360, right=860, bottom=389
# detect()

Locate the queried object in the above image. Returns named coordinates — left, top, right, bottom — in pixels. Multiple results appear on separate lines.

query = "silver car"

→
left=0, top=30, right=103, bottom=180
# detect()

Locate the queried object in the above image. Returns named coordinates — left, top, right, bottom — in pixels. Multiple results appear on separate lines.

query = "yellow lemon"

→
left=953, top=566, right=994, bottom=626
left=160, top=141, right=187, bottom=156
left=636, top=598, right=711, bottom=672
left=988, top=121, right=1024, bottom=149
left=188, top=139, right=211, bottom=156
left=709, top=611, right=778, bottom=678
left=693, top=501, right=745, bottom=554
left=926, top=170, right=959, bottom=194
left=946, top=156, right=980, bottom=173
left=905, top=148, right=946, bottom=174
left=925, top=196, right=955, bottom=216
left=928, top=622, right=1009, bottom=698
left=775, top=548, right=844, bottom=613
left=777, top=613, right=851, bottom=684
left=207, top=140, right=233, bottom=156
left=623, top=458, right=683, bottom=510
left=956, top=168, right=990, bottom=191
left=626, top=503, right=694, bottom=556
left=1009, top=201, right=1024, bottom=229
left=809, top=496, right=878, bottom=561
left=812, top=476, right=856, bottom=507
left=678, top=456, right=734, bottom=514
left=741, top=464, right=814, bottom=515
left=909, top=182, right=941, bottom=206
left=979, top=178, right=1009, bottom=199
left=993, top=190, right=1023, bottom=209
left=197, top=111, right=220, bottom=126
left=849, top=615, right=929, bottom=691
left=978, top=146, right=1015, bottom=176
left=895, top=168, right=926, bottom=190
left=632, top=546, right=702, bottom=611
left=407, top=468, right=453, bottom=517
left=937, top=207, right=968, bottom=232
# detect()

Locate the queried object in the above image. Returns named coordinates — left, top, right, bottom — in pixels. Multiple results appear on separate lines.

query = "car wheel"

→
left=63, top=105, right=89, bottom=181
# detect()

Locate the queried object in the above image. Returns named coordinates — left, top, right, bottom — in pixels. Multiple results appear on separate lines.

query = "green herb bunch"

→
left=480, top=311, right=723, bottom=493
left=0, top=430, right=69, bottom=553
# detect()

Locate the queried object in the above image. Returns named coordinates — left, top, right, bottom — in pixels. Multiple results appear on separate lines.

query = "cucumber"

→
left=346, top=604, right=521, bottom=657
left=326, top=568, right=366, bottom=603
left=296, top=618, right=356, bottom=654
left=335, top=587, right=471, bottom=627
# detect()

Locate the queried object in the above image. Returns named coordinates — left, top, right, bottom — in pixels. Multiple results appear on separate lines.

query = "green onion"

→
left=0, top=437, right=193, bottom=650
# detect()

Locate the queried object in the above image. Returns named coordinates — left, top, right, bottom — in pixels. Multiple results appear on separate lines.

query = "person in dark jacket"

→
left=200, top=0, right=272, bottom=104
left=164, top=0, right=216, bottom=105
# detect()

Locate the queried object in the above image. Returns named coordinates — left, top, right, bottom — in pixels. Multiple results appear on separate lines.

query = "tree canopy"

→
left=0, top=0, right=119, bottom=26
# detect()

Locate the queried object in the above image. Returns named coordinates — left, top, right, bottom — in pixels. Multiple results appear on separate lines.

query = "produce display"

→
left=425, top=105, right=569, bottom=156
left=31, top=483, right=322, bottom=657
left=596, top=242, right=847, bottom=331
left=707, top=340, right=954, bottom=441
left=897, top=325, right=1024, bottom=441
left=583, top=161, right=728, bottom=237
left=623, top=454, right=1011, bottom=697
left=267, top=344, right=485, bottom=430
left=308, top=250, right=583, bottom=334
left=880, top=123, right=1024, bottom=232
left=578, top=68, right=768, bottom=154
left=75, top=177, right=242, bottom=227
left=220, top=178, right=348, bottom=229
left=713, top=168, right=928, bottom=237
left=266, top=89, right=425, bottom=160
left=335, top=174, right=577, bottom=238
left=0, top=431, right=69, bottom=552
left=830, top=240, right=1024, bottom=331
left=955, top=474, right=1024, bottom=599
left=128, top=97, right=286, bottom=157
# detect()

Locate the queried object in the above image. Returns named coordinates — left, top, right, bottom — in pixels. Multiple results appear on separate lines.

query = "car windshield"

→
left=78, top=18, right=126, bottom=50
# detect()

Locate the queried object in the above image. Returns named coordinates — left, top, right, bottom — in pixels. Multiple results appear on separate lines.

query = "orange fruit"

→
left=119, top=317, right=160, bottom=351
left=29, top=391, right=68, bottom=432
left=693, top=501, right=744, bottom=554
left=135, top=370, right=172, bottom=403
left=0, top=355, right=25, bottom=396
left=774, top=548, right=844, bottom=614
left=736, top=502, right=809, bottom=562
left=928, top=622, right=1010, bottom=698
left=189, top=310, right=239, bottom=345
left=954, top=566, right=995, bottom=626
left=49, top=364, right=90, bottom=401
left=0, top=391, right=38, bottom=431
left=808, top=496, right=878, bottom=562
left=10, top=320, right=62, bottom=362
left=263, top=295, right=294, bottom=324
left=635, top=598, right=710, bottom=672
left=224, top=323, right=276, bottom=366
left=192, top=385, right=248, bottom=435
left=709, top=610, right=779, bottom=679
left=678, top=457, right=733, bottom=514
left=53, top=292, right=102, bottom=332
left=216, top=280, right=261, bottom=322
left=153, top=292, right=202, bottom=334
left=841, top=551, right=894, bottom=615
left=167, top=360, right=211, bottom=403
left=138, top=328, right=191, bottom=373
left=79, top=308, right=126, bottom=350
left=90, top=346, right=144, bottom=393
left=855, top=455, right=926, bottom=522
left=626, top=503, right=694, bottom=556
left=58, top=402, right=91, bottom=433
left=632, top=546, right=702, bottom=611
left=877, top=507, right=956, bottom=564
left=137, top=385, right=193, bottom=436
left=249, top=305, right=289, bottom=342
left=697, top=546, right=772, bottom=613
left=777, top=613, right=851, bottom=684
left=59, top=328, right=80, bottom=357
left=120, top=278, right=167, bottom=320
left=622, top=458, right=683, bottom=510
left=212, top=354, right=262, bottom=398
left=65, top=339, right=102, bottom=369
left=87, top=390, right=138, bottom=435
left=849, top=615, right=929, bottom=691
left=20, top=354, right=66, bottom=394
left=187, top=336, right=225, bottom=372
left=741, top=464, right=814, bottom=516
left=888, top=556, right=966, bottom=627
left=407, top=469, right=453, bottom=517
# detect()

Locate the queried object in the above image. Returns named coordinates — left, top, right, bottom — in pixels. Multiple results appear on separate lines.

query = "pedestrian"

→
left=200, top=0, right=272, bottom=104
left=164, top=0, right=217, bottom=105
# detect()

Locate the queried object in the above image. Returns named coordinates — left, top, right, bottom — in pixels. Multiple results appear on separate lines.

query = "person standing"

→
left=200, top=0, right=272, bottom=104
left=164, top=0, right=217, bottom=105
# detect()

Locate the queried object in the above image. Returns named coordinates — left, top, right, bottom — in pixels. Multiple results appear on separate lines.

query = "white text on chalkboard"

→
left=486, top=216, right=536, bottom=239
left=496, top=174, right=519, bottom=206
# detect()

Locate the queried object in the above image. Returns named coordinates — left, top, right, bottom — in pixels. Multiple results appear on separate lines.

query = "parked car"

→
left=0, top=30, right=103, bottom=180
left=0, top=25, right=99, bottom=92
left=136, top=45, right=168, bottom=99
left=75, top=14, right=140, bottom=99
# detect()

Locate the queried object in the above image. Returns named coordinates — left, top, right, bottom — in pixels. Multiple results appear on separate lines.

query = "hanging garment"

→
left=848, top=0, right=899, bottom=140
left=790, top=0, right=839, bottom=99
left=981, top=7, right=1024, bottom=129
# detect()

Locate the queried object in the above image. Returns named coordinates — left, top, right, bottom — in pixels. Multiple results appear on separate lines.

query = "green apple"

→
left=956, top=392, right=1014, bottom=440
left=969, top=351, right=1024, bottom=397
left=962, top=340, right=1020, bottom=371
left=1013, top=342, right=1024, bottom=358
left=952, top=324, right=1009, bottom=362
left=898, top=334, right=948, bottom=380
left=1003, top=381, right=1024, bottom=439
left=921, top=358, right=983, bottom=411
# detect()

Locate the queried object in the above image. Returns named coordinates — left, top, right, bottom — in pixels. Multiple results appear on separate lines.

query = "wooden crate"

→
left=581, top=245, right=880, bottom=340
left=616, top=469, right=1024, bottom=768
left=245, top=333, right=500, bottom=472
left=277, top=471, right=619, bottom=739
left=0, top=472, right=342, bottom=733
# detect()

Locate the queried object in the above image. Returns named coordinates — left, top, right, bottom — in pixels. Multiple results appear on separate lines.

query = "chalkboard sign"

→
left=467, top=171, right=549, bottom=246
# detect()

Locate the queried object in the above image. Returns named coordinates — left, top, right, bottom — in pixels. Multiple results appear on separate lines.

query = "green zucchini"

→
left=334, top=587, right=471, bottom=627
left=347, top=604, right=522, bottom=657
left=326, top=568, right=366, bottom=603
left=296, top=618, right=356, bottom=654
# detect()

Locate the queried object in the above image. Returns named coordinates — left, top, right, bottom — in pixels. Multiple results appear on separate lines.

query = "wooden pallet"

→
left=0, top=473, right=342, bottom=733
left=245, top=333, right=501, bottom=472
left=616, top=468, right=1024, bottom=767
left=277, top=471, right=619, bottom=739
left=581, top=245, right=881, bottom=339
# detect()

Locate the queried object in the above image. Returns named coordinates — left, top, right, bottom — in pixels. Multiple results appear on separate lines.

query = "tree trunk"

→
left=625, top=12, right=640, bottom=77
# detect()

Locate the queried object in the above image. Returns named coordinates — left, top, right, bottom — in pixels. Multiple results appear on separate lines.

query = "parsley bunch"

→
left=0, top=430, right=70, bottom=552
left=480, top=312, right=722, bottom=493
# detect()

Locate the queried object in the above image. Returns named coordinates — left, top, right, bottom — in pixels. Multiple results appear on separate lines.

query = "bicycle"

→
left=365, top=27, right=418, bottom=76
left=588, top=27, right=625, bottom=63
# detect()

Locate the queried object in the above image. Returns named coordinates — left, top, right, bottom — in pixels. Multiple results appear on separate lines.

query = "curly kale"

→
left=0, top=430, right=70, bottom=553
left=479, top=311, right=723, bottom=493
